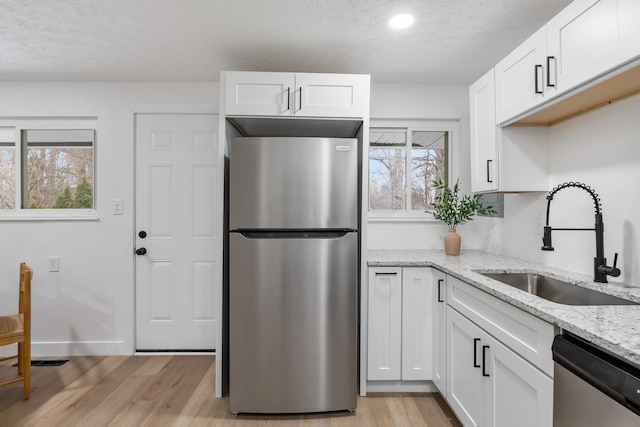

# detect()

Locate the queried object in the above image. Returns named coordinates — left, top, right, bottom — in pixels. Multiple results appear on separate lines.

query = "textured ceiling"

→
left=0, top=0, right=573, bottom=83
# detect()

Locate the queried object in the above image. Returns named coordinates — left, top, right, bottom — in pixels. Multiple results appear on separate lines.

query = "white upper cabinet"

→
left=470, top=68, right=498, bottom=192
left=294, top=73, right=369, bottom=118
left=470, top=69, right=549, bottom=193
left=495, top=27, right=549, bottom=124
left=547, top=0, right=640, bottom=93
left=224, top=71, right=369, bottom=118
left=494, top=0, right=640, bottom=125
left=225, top=72, right=295, bottom=116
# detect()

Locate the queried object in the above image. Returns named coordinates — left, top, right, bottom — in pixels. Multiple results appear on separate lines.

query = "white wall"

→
left=0, top=82, right=218, bottom=356
left=500, top=93, right=640, bottom=287
left=0, top=80, right=494, bottom=357
left=367, top=83, right=497, bottom=251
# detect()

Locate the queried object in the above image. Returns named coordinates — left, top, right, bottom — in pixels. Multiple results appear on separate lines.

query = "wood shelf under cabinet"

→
left=510, top=61, right=640, bottom=126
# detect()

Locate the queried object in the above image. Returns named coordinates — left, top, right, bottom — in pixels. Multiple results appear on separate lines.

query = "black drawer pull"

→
left=474, top=338, right=481, bottom=368
left=482, top=345, right=490, bottom=377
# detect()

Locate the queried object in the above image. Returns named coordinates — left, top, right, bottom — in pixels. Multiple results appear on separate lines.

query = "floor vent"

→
left=13, top=360, right=69, bottom=367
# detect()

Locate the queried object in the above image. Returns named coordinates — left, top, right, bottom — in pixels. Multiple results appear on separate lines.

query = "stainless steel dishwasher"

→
left=552, top=333, right=640, bottom=426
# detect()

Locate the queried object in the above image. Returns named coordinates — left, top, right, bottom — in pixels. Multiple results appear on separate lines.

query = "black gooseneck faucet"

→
left=541, top=182, right=620, bottom=283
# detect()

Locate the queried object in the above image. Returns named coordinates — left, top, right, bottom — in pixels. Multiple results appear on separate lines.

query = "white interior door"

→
left=135, top=113, right=218, bottom=350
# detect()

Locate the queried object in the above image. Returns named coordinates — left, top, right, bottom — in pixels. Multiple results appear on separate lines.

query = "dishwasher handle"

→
left=553, top=333, right=640, bottom=416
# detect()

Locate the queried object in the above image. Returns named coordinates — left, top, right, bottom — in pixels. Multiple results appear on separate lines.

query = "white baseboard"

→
left=29, top=341, right=129, bottom=357
left=365, top=380, right=438, bottom=393
left=0, top=342, right=220, bottom=358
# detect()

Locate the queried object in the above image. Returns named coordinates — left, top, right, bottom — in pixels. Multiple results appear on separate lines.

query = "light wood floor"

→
left=0, top=356, right=461, bottom=426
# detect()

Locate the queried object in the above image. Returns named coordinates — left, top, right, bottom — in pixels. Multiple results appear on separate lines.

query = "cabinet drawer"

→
left=447, top=276, right=555, bottom=376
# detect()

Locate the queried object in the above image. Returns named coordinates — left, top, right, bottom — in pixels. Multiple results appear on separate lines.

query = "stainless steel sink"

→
left=478, top=272, right=638, bottom=306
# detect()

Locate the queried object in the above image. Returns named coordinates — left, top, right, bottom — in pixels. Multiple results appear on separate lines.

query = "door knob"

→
left=135, top=247, right=147, bottom=255
left=138, top=231, right=147, bottom=238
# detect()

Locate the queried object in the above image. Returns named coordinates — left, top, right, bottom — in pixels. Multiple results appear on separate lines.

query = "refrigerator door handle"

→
left=237, top=229, right=356, bottom=239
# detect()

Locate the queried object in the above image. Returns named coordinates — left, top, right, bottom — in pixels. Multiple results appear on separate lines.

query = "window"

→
left=0, top=128, right=16, bottom=210
left=0, top=119, right=96, bottom=219
left=369, top=123, right=449, bottom=215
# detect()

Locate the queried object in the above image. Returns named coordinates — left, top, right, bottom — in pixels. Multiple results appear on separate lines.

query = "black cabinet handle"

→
left=135, top=247, right=147, bottom=256
left=474, top=338, right=481, bottom=368
left=482, top=345, right=490, bottom=377
left=375, top=272, right=397, bottom=276
left=535, top=64, right=543, bottom=94
left=546, top=56, right=556, bottom=88
left=286, top=87, right=290, bottom=110
left=486, top=159, right=493, bottom=183
left=299, top=87, right=303, bottom=111
left=437, top=279, right=444, bottom=302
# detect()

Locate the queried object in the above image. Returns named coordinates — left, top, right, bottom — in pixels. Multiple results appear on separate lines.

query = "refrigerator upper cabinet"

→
left=223, top=71, right=369, bottom=118
left=229, top=137, right=358, bottom=230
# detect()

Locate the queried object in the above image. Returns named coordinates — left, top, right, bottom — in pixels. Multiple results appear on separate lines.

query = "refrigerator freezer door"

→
left=229, top=232, right=358, bottom=414
left=229, top=137, right=358, bottom=230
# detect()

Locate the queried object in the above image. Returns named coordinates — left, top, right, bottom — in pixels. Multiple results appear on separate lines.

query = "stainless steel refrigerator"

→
left=228, top=136, right=358, bottom=414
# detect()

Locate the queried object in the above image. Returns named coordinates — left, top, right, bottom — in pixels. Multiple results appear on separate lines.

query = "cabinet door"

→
left=469, top=68, right=498, bottom=192
left=294, top=73, right=369, bottom=118
left=447, top=308, right=488, bottom=427
left=225, top=71, right=295, bottom=116
left=495, top=26, right=548, bottom=124
left=484, top=333, right=553, bottom=427
left=401, top=268, right=433, bottom=381
left=432, top=270, right=447, bottom=394
left=367, top=267, right=402, bottom=380
left=547, top=0, right=640, bottom=94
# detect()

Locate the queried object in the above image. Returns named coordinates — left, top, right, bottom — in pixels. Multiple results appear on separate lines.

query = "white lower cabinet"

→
left=447, top=308, right=488, bottom=427
left=432, top=269, right=447, bottom=394
left=367, top=267, right=433, bottom=384
left=366, top=267, right=554, bottom=425
left=486, top=329, right=553, bottom=427
left=447, top=308, right=553, bottom=427
left=367, top=267, right=402, bottom=380
left=446, top=276, right=554, bottom=427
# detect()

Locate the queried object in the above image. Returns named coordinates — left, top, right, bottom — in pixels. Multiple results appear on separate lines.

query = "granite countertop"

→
left=368, top=249, right=640, bottom=368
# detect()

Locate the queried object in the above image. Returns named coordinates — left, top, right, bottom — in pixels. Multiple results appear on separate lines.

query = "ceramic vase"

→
left=444, top=228, right=461, bottom=256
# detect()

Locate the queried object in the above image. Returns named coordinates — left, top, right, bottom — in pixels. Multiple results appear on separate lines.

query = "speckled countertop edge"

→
left=368, top=249, right=640, bottom=368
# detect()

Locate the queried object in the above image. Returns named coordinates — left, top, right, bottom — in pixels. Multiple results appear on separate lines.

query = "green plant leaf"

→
left=429, top=178, right=496, bottom=229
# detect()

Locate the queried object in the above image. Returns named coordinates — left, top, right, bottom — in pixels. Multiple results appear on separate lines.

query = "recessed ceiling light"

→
left=388, top=13, right=414, bottom=30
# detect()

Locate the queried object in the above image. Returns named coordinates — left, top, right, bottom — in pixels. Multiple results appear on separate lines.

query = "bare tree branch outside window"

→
left=369, top=128, right=448, bottom=212
left=0, top=127, right=95, bottom=210
left=24, top=130, right=94, bottom=209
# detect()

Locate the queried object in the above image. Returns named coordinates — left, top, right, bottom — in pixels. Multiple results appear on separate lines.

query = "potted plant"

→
left=431, top=178, right=495, bottom=255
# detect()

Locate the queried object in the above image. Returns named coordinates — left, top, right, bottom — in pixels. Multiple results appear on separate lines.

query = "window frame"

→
left=0, top=118, right=99, bottom=221
left=368, top=119, right=456, bottom=222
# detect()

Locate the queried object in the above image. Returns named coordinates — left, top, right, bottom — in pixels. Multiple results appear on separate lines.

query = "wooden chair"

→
left=0, top=262, right=32, bottom=399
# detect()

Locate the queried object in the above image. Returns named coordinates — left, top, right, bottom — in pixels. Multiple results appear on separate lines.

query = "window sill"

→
left=0, top=210, right=100, bottom=222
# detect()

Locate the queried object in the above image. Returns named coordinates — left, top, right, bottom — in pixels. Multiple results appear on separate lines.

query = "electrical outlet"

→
left=49, top=256, right=60, bottom=272
left=112, top=199, right=123, bottom=215
left=533, top=215, right=544, bottom=236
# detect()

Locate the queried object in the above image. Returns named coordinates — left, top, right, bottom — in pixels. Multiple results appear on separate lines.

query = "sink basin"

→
left=478, top=272, right=638, bottom=306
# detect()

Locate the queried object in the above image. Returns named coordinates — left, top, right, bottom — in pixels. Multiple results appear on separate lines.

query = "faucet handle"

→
left=609, top=252, right=621, bottom=278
